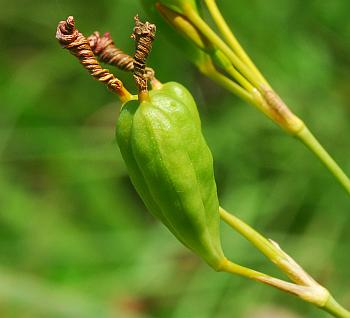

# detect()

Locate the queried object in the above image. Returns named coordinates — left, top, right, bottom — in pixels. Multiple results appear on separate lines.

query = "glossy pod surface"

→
left=116, top=82, right=224, bottom=269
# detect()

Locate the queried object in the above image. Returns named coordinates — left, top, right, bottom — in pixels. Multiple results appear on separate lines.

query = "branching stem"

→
left=219, top=207, right=350, bottom=318
left=204, top=0, right=268, bottom=86
left=297, top=126, right=350, bottom=196
left=182, top=4, right=262, bottom=90
left=180, top=3, right=350, bottom=197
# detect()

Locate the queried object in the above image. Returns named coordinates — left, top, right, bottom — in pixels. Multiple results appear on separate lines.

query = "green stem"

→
left=204, top=0, right=268, bottom=86
left=219, top=207, right=350, bottom=317
left=183, top=2, right=350, bottom=196
left=210, top=58, right=350, bottom=195
left=183, top=4, right=262, bottom=90
left=219, top=207, right=284, bottom=265
left=200, top=63, right=254, bottom=105
left=210, top=49, right=254, bottom=92
left=201, top=64, right=275, bottom=122
left=323, top=296, right=350, bottom=318
left=219, top=259, right=307, bottom=294
left=209, top=50, right=350, bottom=196
left=219, top=207, right=311, bottom=284
left=211, top=68, right=350, bottom=195
left=218, top=258, right=270, bottom=280
left=296, top=126, right=350, bottom=196
left=221, top=259, right=349, bottom=318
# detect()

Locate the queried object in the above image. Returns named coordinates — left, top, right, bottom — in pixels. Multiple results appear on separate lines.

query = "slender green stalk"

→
left=161, top=4, right=350, bottom=197
left=204, top=0, right=268, bottom=86
left=200, top=65, right=277, bottom=123
left=204, top=67, right=286, bottom=122
left=179, top=2, right=350, bottom=195
left=219, top=207, right=314, bottom=284
left=323, top=297, right=350, bottom=318
left=219, top=259, right=311, bottom=295
left=297, top=126, right=350, bottom=196
left=219, top=208, right=285, bottom=266
left=214, top=56, right=253, bottom=92
left=219, top=207, right=350, bottom=318
left=225, top=64, right=253, bottom=91
left=182, top=3, right=263, bottom=90
left=218, top=258, right=330, bottom=306
left=218, top=259, right=269, bottom=280
left=200, top=63, right=255, bottom=105
left=215, top=69, right=350, bottom=195
left=210, top=49, right=254, bottom=92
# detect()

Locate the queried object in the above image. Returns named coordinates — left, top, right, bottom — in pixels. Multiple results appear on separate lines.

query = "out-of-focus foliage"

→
left=0, top=0, right=349, bottom=317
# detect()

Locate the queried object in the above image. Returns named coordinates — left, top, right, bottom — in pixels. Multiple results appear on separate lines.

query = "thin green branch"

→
left=219, top=207, right=316, bottom=285
left=210, top=49, right=254, bottom=92
left=182, top=2, right=350, bottom=196
left=204, top=0, right=268, bottom=86
left=219, top=259, right=316, bottom=298
left=324, top=297, right=350, bottom=318
left=219, top=208, right=285, bottom=267
left=182, top=3, right=263, bottom=90
left=297, top=126, right=350, bottom=196
left=199, top=62, right=255, bottom=105
left=219, top=207, right=350, bottom=318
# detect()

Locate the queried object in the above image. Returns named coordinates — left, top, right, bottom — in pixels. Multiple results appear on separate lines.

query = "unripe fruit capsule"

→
left=116, top=82, right=225, bottom=269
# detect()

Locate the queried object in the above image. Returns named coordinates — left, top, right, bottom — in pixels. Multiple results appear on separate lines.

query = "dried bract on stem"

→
left=56, top=16, right=131, bottom=102
left=131, top=15, right=156, bottom=101
left=260, top=85, right=303, bottom=134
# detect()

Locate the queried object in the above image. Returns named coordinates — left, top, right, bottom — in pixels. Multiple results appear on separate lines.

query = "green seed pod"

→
left=116, top=82, right=225, bottom=269
left=157, top=81, right=200, bottom=126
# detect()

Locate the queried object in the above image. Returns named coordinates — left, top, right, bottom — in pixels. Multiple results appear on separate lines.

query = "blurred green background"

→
left=1, top=0, right=350, bottom=317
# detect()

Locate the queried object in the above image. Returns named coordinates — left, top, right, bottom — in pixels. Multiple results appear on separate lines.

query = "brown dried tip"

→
left=56, top=16, right=129, bottom=98
left=131, top=15, right=156, bottom=99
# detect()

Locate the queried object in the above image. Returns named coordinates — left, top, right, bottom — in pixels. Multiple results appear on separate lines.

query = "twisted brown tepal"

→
left=131, top=15, right=156, bottom=101
left=88, top=31, right=156, bottom=81
left=88, top=32, right=135, bottom=72
left=56, top=16, right=131, bottom=102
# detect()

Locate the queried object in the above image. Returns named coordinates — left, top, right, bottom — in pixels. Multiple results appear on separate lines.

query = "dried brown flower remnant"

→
left=56, top=16, right=131, bottom=101
left=88, top=31, right=156, bottom=81
left=88, top=32, right=134, bottom=72
left=131, top=15, right=156, bottom=100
